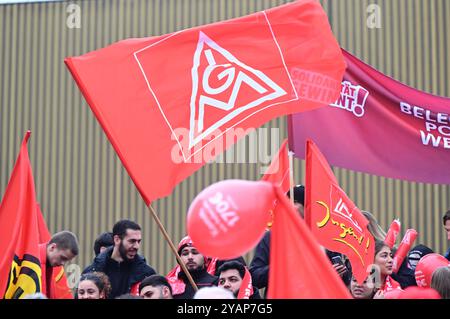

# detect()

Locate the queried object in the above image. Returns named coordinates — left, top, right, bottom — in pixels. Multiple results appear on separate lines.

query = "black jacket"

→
left=83, top=246, right=156, bottom=298
left=249, top=231, right=270, bottom=290
left=173, top=269, right=217, bottom=299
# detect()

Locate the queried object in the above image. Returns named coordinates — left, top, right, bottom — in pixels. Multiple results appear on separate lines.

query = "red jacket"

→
left=39, top=243, right=73, bottom=299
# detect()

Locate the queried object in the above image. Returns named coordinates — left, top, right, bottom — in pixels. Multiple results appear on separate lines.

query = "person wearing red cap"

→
left=166, top=236, right=217, bottom=299
left=398, top=286, right=441, bottom=299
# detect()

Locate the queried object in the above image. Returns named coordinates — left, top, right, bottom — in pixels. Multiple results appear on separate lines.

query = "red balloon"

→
left=415, top=253, right=450, bottom=287
left=187, top=180, right=275, bottom=259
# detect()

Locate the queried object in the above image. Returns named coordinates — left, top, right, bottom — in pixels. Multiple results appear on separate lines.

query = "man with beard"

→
left=83, top=219, right=156, bottom=298
left=167, top=236, right=217, bottom=299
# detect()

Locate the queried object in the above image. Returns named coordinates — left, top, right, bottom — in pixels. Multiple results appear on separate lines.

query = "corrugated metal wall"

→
left=1, top=0, right=449, bottom=275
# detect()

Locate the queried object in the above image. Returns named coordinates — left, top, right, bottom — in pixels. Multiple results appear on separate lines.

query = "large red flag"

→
left=65, top=0, right=345, bottom=204
left=261, top=139, right=290, bottom=194
left=305, top=140, right=375, bottom=284
left=268, top=186, right=352, bottom=298
left=0, top=132, right=42, bottom=298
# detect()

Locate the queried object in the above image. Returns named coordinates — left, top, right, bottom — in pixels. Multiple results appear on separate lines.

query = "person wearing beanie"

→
left=249, top=185, right=353, bottom=296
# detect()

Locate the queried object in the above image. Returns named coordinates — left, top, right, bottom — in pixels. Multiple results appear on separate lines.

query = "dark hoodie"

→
left=83, top=246, right=156, bottom=298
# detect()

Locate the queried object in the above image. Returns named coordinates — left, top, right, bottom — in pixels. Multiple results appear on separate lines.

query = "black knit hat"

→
left=286, top=185, right=305, bottom=205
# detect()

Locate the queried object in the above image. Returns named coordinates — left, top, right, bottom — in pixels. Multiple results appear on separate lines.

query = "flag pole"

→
left=288, top=150, right=295, bottom=207
left=147, top=204, right=198, bottom=292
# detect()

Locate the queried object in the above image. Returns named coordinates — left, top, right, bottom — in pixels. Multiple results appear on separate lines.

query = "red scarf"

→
left=381, top=276, right=402, bottom=293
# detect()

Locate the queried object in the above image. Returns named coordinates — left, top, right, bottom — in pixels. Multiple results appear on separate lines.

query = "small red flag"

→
left=268, top=187, right=352, bottom=298
left=36, top=204, right=73, bottom=299
left=261, top=139, right=290, bottom=194
left=0, top=132, right=43, bottom=298
left=65, top=0, right=344, bottom=205
left=304, top=140, right=375, bottom=284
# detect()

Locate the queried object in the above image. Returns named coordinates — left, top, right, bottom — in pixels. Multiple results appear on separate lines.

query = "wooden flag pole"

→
left=147, top=204, right=198, bottom=292
left=288, top=150, right=295, bottom=207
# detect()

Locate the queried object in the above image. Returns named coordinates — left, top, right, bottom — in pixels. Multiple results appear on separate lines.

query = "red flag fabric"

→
left=36, top=204, right=73, bottom=299
left=392, top=229, right=418, bottom=273
left=0, top=132, right=43, bottom=298
left=261, top=139, right=290, bottom=194
left=65, top=0, right=345, bottom=205
left=237, top=267, right=254, bottom=299
left=288, top=49, right=450, bottom=184
left=166, top=265, right=185, bottom=296
left=268, top=186, right=352, bottom=299
left=305, top=140, right=375, bottom=284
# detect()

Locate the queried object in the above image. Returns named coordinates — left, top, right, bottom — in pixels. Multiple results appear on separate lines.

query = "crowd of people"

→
left=29, top=186, right=450, bottom=299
